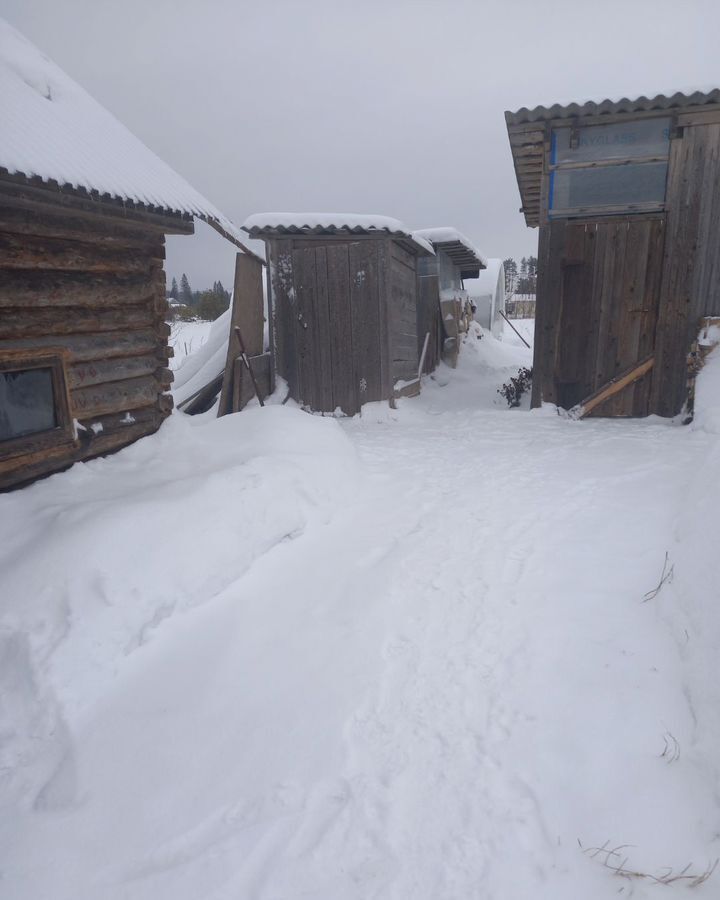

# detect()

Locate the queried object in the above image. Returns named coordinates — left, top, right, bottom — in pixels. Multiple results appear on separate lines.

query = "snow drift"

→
left=1, top=324, right=719, bottom=900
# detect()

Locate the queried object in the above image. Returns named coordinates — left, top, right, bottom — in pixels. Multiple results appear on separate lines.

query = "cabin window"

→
left=549, top=117, right=671, bottom=216
left=0, top=352, right=74, bottom=455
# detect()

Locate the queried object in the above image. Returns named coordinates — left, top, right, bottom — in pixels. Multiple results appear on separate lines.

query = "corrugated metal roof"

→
left=412, top=227, right=487, bottom=277
left=243, top=213, right=435, bottom=255
left=505, top=89, right=720, bottom=126
left=0, top=18, right=252, bottom=254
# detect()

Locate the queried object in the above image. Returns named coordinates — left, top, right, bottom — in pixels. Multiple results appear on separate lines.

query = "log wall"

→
left=0, top=200, right=175, bottom=489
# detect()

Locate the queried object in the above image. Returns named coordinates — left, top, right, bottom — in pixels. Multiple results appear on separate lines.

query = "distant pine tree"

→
left=169, top=276, right=179, bottom=300
left=180, top=273, right=193, bottom=306
left=503, top=258, right=518, bottom=295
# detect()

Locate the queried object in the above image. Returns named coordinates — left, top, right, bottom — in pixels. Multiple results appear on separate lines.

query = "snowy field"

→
left=169, top=319, right=214, bottom=370
left=2, top=322, right=719, bottom=899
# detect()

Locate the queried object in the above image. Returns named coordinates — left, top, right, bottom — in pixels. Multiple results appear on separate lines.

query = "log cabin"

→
left=0, top=19, right=254, bottom=489
left=242, top=214, right=435, bottom=415
left=506, top=89, right=720, bottom=417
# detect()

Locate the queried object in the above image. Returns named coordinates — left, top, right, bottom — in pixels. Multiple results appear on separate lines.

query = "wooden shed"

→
left=0, top=19, right=252, bottom=489
left=506, top=89, right=720, bottom=417
left=242, top=214, right=435, bottom=415
left=413, top=228, right=486, bottom=369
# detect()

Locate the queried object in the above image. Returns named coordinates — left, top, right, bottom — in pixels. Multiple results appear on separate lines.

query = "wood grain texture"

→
left=218, top=252, right=265, bottom=416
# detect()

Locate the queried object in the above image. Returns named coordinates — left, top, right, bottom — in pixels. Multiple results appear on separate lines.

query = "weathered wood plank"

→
left=67, top=354, right=161, bottom=389
left=0, top=176, right=194, bottom=235
left=292, top=246, right=317, bottom=408
left=312, top=246, right=334, bottom=412
left=70, top=374, right=159, bottom=418
left=387, top=247, right=418, bottom=384
left=269, top=239, right=297, bottom=396
left=0, top=232, right=158, bottom=273
left=0, top=204, right=166, bottom=251
left=570, top=356, right=654, bottom=419
left=326, top=243, right=357, bottom=414
left=0, top=329, right=162, bottom=362
left=350, top=240, right=383, bottom=403
left=0, top=305, right=155, bottom=339
left=218, top=252, right=265, bottom=416
left=0, top=269, right=157, bottom=308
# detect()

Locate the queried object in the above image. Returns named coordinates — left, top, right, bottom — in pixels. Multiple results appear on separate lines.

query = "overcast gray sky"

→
left=3, top=0, right=719, bottom=290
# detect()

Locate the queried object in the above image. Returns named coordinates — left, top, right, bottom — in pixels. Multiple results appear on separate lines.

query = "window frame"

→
left=0, top=348, right=76, bottom=459
left=547, top=116, right=672, bottom=219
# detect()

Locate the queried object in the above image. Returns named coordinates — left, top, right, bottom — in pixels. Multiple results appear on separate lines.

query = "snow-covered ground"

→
left=169, top=319, right=214, bottom=370
left=2, top=322, right=719, bottom=899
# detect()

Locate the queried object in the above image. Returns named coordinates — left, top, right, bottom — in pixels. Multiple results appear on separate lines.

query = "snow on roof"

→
left=470, top=258, right=504, bottom=297
left=413, top=227, right=487, bottom=268
left=0, top=18, right=248, bottom=249
left=242, top=212, right=435, bottom=255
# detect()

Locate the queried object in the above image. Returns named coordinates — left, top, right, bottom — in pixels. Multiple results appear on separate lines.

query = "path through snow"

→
left=2, top=323, right=718, bottom=899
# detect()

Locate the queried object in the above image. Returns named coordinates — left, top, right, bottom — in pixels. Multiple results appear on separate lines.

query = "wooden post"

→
left=218, top=252, right=265, bottom=416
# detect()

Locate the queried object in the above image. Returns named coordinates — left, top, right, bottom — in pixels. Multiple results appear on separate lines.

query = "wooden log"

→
left=67, top=354, right=161, bottom=389
left=0, top=232, right=158, bottom=273
left=0, top=305, right=155, bottom=339
left=0, top=270, right=156, bottom=308
left=0, top=204, right=167, bottom=251
left=0, top=175, right=195, bottom=235
left=70, top=374, right=159, bottom=418
left=0, top=329, right=162, bottom=362
left=569, top=355, right=654, bottom=419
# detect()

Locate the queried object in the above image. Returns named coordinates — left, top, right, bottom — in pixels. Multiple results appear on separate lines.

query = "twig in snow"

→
left=659, top=731, right=681, bottom=764
left=582, top=840, right=718, bottom=887
left=642, top=552, right=674, bottom=602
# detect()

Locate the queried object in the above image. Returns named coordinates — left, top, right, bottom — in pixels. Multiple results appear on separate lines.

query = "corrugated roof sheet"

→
left=242, top=213, right=435, bottom=255
left=412, top=227, right=486, bottom=277
left=0, top=18, right=249, bottom=250
left=505, top=89, right=720, bottom=126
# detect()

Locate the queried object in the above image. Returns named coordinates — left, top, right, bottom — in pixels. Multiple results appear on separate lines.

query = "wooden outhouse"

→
left=0, top=19, right=253, bottom=489
left=413, top=228, right=485, bottom=369
left=243, top=214, right=434, bottom=415
left=506, top=89, right=720, bottom=416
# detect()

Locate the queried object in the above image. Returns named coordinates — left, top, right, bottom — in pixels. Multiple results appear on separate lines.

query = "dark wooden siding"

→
left=0, top=202, right=173, bottom=489
left=388, top=243, right=419, bottom=386
left=268, top=235, right=422, bottom=414
left=532, top=216, right=665, bottom=415
left=533, top=113, right=720, bottom=418
left=416, top=274, right=441, bottom=374
left=651, top=121, right=720, bottom=415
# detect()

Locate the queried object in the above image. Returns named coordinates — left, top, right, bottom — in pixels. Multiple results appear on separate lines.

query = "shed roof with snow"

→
left=242, top=213, right=434, bottom=257
left=412, top=227, right=486, bottom=279
left=0, top=17, right=247, bottom=249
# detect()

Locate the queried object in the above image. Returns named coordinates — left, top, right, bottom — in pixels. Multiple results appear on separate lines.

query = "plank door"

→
left=555, top=216, right=665, bottom=415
